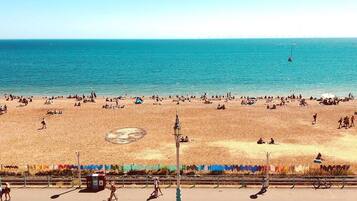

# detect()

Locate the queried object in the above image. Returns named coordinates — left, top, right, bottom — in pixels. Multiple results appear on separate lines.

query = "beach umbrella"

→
left=321, top=93, right=335, bottom=99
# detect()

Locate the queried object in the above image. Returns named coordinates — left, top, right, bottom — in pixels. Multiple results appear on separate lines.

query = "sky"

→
left=1, top=0, right=357, bottom=39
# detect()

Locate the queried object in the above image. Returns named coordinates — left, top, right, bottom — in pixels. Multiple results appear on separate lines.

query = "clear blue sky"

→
left=1, top=0, right=357, bottom=39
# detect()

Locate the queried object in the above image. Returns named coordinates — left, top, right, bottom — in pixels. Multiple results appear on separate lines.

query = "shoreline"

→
left=1, top=91, right=355, bottom=100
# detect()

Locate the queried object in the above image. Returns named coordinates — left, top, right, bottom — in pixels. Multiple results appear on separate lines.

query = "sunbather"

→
left=268, top=138, right=275, bottom=144
left=257, top=138, right=265, bottom=144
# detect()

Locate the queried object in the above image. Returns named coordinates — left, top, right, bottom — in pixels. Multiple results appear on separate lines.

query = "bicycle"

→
left=313, top=177, right=332, bottom=189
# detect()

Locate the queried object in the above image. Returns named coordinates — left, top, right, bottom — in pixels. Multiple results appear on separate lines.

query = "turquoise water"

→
left=0, top=39, right=356, bottom=96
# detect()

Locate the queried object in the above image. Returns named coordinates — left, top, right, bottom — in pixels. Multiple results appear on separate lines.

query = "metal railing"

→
left=1, top=175, right=357, bottom=189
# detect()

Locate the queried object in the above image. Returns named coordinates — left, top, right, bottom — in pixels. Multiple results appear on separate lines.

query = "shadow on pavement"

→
left=50, top=187, right=79, bottom=199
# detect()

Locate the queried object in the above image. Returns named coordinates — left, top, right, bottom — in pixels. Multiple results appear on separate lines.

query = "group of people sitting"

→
left=338, top=115, right=355, bottom=129
left=217, top=104, right=226, bottom=110
left=200, top=92, right=235, bottom=101
left=46, top=110, right=63, bottom=115
left=241, top=98, right=256, bottom=105
left=19, top=97, right=32, bottom=106
left=4, top=94, right=29, bottom=101
left=0, top=104, right=7, bottom=114
left=67, top=91, right=97, bottom=101
left=319, top=98, right=339, bottom=105
left=74, top=102, right=81, bottom=107
left=257, top=138, right=275, bottom=145
left=180, top=136, right=190, bottom=143
left=83, top=97, right=95, bottom=103
left=44, top=99, right=53, bottom=105
left=266, top=104, right=278, bottom=109
left=102, top=103, right=125, bottom=109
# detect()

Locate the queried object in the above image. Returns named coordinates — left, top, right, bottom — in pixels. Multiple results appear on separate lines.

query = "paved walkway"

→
left=9, top=188, right=357, bottom=201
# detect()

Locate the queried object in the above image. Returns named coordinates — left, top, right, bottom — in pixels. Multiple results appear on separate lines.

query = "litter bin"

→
left=86, top=174, right=106, bottom=191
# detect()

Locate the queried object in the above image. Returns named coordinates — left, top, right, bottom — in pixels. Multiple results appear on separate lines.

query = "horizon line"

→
left=1, top=36, right=357, bottom=40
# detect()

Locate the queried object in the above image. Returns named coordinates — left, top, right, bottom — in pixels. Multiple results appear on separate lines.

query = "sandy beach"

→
left=0, top=96, right=356, bottom=168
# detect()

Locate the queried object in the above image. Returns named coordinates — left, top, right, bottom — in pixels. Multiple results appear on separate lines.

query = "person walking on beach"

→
left=351, top=115, right=355, bottom=127
left=107, top=182, right=118, bottom=201
left=146, top=177, right=163, bottom=201
left=338, top=117, right=343, bottom=129
left=41, top=118, right=47, bottom=129
left=312, top=113, right=317, bottom=125
left=344, top=116, right=350, bottom=129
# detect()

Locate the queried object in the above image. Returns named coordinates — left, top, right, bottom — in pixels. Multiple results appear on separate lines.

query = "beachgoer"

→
left=0, top=185, right=3, bottom=201
left=107, top=182, right=118, bottom=201
left=312, top=113, right=317, bottom=125
left=269, top=138, right=275, bottom=144
left=41, top=118, right=47, bottom=129
left=351, top=115, right=355, bottom=127
left=257, top=138, right=265, bottom=144
left=338, top=117, right=343, bottom=129
left=250, top=177, right=269, bottom=199
left=344, top=116, right=350, bottom=129
left=3, top=183, right=10, bottom=201
left=147, top=177, right=163, bottom=201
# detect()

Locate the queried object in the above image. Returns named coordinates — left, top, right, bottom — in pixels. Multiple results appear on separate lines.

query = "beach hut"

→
left=135, top=97, right=143, bottom=104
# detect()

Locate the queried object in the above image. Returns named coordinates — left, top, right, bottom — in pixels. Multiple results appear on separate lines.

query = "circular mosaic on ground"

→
left=105, top=128, right=147, bottom=144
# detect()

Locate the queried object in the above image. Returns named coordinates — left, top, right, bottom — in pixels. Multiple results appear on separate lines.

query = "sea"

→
left=0, top=38, right=357, bottom=97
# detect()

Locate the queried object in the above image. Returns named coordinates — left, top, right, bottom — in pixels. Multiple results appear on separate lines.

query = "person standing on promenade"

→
left=3, top=183, right=10, bottom=201
left=146, top=177, right=163, bottom=201
left=107, top=182, right=118, bottom=201
left=0, top=184, right=3, bottom=201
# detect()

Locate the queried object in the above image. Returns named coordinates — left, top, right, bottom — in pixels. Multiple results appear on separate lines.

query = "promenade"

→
left=10, top=188, right=357, bottom=201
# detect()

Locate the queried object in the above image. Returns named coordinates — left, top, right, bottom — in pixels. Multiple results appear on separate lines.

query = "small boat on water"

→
left=288, top=46, right=293, bottom=62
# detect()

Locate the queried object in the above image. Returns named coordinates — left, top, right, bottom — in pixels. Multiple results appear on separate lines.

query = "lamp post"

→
left=173, top=114, right=182, bottom=201
left=76, top=151, right=81, bottom=188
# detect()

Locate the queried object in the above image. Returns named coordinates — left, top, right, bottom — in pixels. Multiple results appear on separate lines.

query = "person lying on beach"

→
left=217, top=104, right=226, bottom=110
left=204, top=99, right=213, bottom=104
left=257, top=138, right=265, bottom=144
left=47, top=110, right=62, bottom=115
